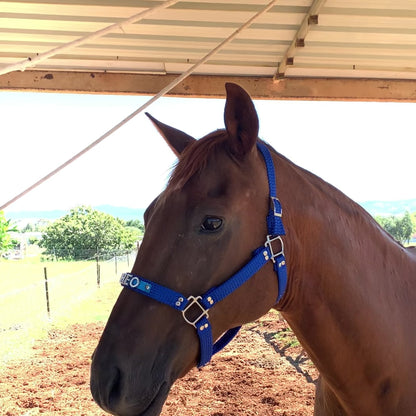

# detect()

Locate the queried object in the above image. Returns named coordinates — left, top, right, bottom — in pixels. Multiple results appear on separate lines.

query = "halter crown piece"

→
left=120, top=142, right=287, bottom=367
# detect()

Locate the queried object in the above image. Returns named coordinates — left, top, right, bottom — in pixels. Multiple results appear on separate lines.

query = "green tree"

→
left=21, top=222, right=34, bottom=233
left=412, top=212, right=416, bottom=231
left=40, top=206, right=137, bottom=260
left=125, top=219, right=145, bottom=234
left=376, top=211, right=415, bottom=244
left=0, top=211, right=17, bottom=253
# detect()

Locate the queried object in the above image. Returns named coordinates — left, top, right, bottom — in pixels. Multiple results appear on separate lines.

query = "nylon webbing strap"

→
left=200, top=246, right=271, bottom=308
left=120, top=273, right=187, bottom=311
left=120, top=141, right=287, bottom=368
left=120, top=244, right=273, bottom=367
left=257, top=142, right=287, bottom=302
left=257, top=142, right=286, bottom=237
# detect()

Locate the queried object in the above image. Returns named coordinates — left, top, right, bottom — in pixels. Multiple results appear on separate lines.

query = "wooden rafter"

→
left=274, top=0, right=327, bottom=79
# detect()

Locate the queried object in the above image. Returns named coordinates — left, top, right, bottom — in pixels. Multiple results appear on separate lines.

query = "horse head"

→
left=90, top=83, right=283, bottom=416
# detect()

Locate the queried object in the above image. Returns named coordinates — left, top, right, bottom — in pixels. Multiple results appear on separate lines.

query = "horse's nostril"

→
left=108, top=367, right=122, bottom=409
left=91, top=364, right=122, bottom=413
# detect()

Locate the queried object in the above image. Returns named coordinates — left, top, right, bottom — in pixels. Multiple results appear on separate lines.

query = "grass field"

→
left=0, top=250, right=132, bottom=362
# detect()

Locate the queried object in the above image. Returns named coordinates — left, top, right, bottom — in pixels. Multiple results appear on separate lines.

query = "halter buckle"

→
left=271, top=197, right=282, bottom=217
left=182, top=296, right=209, bottom=328
left=265, top=235, right=284, bottom=263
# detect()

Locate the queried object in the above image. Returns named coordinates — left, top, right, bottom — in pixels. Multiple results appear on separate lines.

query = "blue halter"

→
left=120, top=142, right=287, bottom=367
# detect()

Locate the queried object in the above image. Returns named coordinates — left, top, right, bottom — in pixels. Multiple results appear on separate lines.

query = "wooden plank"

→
left=276, top=0, right=327, bottom=77
left=2, top=70, right=416, bottom=102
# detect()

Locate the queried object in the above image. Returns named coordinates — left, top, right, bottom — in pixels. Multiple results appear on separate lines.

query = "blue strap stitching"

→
left=257, top=142, right=287, bottom=302
left=120, top=273, right=188, bottom=311
left=120, top=141, right=288, bottom=368
left=200, top=246, right=271, bottom=308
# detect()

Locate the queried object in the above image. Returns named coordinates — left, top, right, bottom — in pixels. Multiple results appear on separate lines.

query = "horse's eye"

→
left=200, top=216, right=223, bottom=233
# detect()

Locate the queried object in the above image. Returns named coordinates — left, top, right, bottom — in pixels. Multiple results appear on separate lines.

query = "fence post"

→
left=96, top=254, right=100, bottom=288
left=43, top=267, right=51, bottom=319
left=114, top=252, right=118, bottom=276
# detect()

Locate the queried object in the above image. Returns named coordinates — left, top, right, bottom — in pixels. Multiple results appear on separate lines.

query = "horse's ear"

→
left=146, top=113, right=195, bottom=156
left=224, top=83, right=259, bottom=157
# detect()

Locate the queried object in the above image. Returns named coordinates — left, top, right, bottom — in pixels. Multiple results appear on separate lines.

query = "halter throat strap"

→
left=120, top=142, right=287, bottom=367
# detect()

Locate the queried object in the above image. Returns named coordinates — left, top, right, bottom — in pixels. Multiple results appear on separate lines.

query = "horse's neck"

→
left=277, top=155, right=414, bottom=311
left=276, top=155, right=416, bottom=412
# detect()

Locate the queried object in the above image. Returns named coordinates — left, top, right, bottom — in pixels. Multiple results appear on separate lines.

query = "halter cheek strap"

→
left=120, top=142, right=287, bottom=368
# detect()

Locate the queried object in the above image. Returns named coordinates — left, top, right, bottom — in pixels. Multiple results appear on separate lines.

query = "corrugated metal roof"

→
left=1, top=0, right=416, bottom=81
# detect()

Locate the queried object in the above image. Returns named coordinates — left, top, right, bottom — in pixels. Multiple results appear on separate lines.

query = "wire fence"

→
left=0, top=250, right=137, bottom=334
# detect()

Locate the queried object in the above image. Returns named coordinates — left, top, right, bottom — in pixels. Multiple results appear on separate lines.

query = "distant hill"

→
left=6, top=209, right=67, bottom=221
left=6, top=205, right=146, bottom=222
left=5, top=199, right=416, bottom=223
left=94, top=205, right=146, bottom=221
left=360, top=199, right=416, bottom=217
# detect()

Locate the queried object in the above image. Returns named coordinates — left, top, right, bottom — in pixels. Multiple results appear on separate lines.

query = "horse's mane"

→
left=167, top=130, right=229, bottom=191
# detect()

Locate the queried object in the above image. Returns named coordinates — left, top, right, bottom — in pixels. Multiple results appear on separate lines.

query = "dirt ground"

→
left=0, top=311, right=318, bottom=415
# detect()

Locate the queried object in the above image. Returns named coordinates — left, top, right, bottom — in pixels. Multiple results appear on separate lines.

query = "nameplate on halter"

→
left=120, top=273, right=152, bottom=293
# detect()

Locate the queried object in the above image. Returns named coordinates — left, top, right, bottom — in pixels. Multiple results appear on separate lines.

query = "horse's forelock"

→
left=167, top=130, right=230, bottom=191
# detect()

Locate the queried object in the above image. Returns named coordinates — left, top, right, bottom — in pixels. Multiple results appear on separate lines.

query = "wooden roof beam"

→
left=2, top=71, right=416, bottom=102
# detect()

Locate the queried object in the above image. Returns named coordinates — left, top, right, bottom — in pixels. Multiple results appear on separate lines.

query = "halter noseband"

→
left=120, top=142, right=287, bottom=367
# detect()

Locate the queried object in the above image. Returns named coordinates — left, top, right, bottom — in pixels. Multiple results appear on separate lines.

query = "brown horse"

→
left=90, top=83, right=416, bottom=416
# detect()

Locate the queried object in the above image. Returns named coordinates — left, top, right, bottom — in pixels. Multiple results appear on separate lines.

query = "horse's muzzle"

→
left=90, top=362, right=121, bottom=415
left=90, top=357, right=169, bottom=416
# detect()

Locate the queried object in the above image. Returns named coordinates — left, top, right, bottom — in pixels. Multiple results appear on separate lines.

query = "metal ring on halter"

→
left=181, top=296, right=209, bottom=327
left=264, top=235, right=284, bottom=263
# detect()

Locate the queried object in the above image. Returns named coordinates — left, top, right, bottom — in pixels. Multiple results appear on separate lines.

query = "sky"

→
left=0, top=90, right=415, bottom=215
